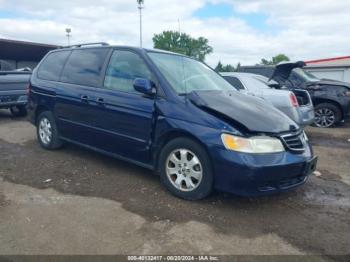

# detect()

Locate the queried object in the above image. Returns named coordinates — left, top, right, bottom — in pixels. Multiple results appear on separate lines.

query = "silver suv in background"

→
left=221, top=72, right=315, bottom=127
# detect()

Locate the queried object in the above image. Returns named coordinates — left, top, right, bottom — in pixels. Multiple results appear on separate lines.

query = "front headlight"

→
left=221, top=134, right=285, bottom=153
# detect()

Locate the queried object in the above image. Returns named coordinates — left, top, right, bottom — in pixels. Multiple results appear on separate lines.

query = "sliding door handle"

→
left=96, top=97, right=105, bottom=106
left=80, top=95, right=89, bottom=102
left=96, top=97, right=104, bottom=103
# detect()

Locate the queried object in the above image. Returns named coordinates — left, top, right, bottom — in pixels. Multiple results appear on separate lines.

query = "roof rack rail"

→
left=61, top=42, right=109, bottom=49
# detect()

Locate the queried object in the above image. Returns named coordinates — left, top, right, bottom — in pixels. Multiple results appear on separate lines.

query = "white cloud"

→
left=0, top=0, right=350, bottom=66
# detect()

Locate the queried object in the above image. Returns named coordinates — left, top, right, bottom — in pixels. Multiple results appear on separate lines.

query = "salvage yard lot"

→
left=0, top=109, right=349, bottom=258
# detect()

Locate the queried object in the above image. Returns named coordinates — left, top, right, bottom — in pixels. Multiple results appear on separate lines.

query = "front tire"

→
left=36, top=111, right=63, bottom=150
left=10, top=105, right=27, bottom=117
left=159, top=137, right=213, bottom=200
left=313, top=103, right=342, bottom=128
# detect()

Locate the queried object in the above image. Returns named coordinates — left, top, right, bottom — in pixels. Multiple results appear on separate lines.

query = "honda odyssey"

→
left=27, top=43, right=317, bottom=200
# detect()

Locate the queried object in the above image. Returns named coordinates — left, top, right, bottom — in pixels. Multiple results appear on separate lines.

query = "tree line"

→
left=152, top=30, right=290, bottom=71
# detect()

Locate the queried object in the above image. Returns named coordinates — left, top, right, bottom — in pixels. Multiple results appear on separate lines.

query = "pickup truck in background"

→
left=0, top=70, right=31, bottom=117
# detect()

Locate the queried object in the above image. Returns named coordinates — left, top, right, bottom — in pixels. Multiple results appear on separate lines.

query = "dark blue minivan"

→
left=27, top=43, right=317, bottom=200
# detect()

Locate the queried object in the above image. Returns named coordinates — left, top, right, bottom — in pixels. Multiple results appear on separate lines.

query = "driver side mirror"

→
left=133, top=78, right=156, bottom=95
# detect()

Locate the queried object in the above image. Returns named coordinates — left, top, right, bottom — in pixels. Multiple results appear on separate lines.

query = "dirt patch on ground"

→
left=0, top=193, right=9, bottom=207
left=0, top=117, right=349, bottom=258
left=318, top=170, right=343, bottom=181
left=1, top=181, right=307, bottom=255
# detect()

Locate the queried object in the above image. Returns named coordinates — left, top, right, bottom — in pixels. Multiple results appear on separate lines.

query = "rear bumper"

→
left=26, top=96, right=37, bottom=125
left=278, top=105, right=314, bottom=127
left=298, top=105, right=315, bottom=126
left=0, top=90, right=27, bottom=108
left=211, top=143, right=316, bottom=196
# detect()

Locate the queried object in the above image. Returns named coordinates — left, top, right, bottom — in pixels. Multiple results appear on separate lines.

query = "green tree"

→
left=152, top=30, right=213, bottom=62
left=223, top=64, right=235, bottom=72
left=235, top=62, right=241, bottom=72
left=260, top=54, right=290, bottom=65
left=215, top=61, right=224, bottom=72
left=260, top=58, right=271, bottom=65
left=214, top=61, right=236, bottom=72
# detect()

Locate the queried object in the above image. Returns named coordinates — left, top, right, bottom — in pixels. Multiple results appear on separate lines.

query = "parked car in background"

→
left=221, top=72, right=314, bottom=127
left=238, top=62, right=350, bottom=127
left=27, top=43, right=317, bottom=200
left=0, top=70, right=31, bottom=117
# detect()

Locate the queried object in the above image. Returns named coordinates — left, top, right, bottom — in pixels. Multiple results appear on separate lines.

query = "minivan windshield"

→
left=293, top=68, right=320, bottom=82
left=148, top=52, right=234, bottom=94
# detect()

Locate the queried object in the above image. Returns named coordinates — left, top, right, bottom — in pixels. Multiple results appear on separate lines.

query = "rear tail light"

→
left=26, top=84, right=31, bottom=95
left=289, top=93, right=299, bottom=107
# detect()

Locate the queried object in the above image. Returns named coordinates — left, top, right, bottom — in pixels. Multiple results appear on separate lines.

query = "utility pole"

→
left=137, top=0, right=144, bottom=47
left=65, top=28, right=71, bottom=46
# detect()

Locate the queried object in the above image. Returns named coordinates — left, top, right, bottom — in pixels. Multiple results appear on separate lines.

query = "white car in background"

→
left=221, top=72, right=315, bottom=127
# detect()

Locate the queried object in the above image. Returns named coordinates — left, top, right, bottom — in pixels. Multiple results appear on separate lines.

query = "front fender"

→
left=152, top=116, right=226, bottom=168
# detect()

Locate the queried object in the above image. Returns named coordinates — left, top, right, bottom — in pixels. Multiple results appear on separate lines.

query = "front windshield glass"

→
left=293, top=68, right=319, bottom=82
left=148, top=52, right=234, bottom=94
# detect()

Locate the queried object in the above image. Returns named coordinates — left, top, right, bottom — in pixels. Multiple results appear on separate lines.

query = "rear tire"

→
left=313, top=103, right=342, bottom=128
left=36, top=111, right=63, bottom=150
left=159, top=137, right=213, bottom=200
left=10, top=105, right=27, bottom=117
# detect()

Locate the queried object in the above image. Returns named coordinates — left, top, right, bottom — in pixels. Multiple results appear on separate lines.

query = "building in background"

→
left=0, top=38, right=58, bottom=70
left=305, top=56, right=350, bottom=83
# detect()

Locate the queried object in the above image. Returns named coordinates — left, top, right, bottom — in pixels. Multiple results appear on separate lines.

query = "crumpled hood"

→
left=270, top=61, right=306, bottom=84
left=187, top=90, right=299, bottom=133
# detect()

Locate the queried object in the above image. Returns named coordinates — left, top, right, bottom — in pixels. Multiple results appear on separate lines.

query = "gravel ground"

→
left=0, top=109, right=349, bottom=260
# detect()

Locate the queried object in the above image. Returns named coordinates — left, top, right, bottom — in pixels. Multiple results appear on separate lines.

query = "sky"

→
left=0, top=0, right=349, bottom=67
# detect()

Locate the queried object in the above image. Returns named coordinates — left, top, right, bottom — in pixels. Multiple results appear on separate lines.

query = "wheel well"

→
left=313, top=98, right=343, bottom=118
left=35, top=105, right=50, bottom=124
left=153, top=130, right=211, bottom=173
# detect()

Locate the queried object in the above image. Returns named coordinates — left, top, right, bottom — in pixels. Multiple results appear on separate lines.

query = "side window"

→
left=288, top=72, right=302, bottom=87
left=37, top=51, right=70, bottom=81
left=104, top=50, right=152, bottom=93
left=223, top=76, right=245, bottom=90
left=60, top=48, right=109, bottom=87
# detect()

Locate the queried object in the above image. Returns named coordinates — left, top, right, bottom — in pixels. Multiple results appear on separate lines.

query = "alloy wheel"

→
left=165, top=149, right=203, bottom=192
left=314, top=108, right=336, bottom=128
left=39, top=117, right=52, bottom=145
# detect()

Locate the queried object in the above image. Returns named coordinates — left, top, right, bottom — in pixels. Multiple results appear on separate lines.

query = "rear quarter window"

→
left=60, top=48, right=109, bottom=87
left=37, top=51, right=70, bottom=81
left=223, top=76, right=245, bottom=90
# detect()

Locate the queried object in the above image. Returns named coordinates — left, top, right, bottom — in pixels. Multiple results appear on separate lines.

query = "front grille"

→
left=280, top=132, right=305, bottom=152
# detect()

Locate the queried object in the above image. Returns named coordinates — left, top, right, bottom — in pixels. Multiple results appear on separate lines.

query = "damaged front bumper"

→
left=210, top=142, right=316, bottom=196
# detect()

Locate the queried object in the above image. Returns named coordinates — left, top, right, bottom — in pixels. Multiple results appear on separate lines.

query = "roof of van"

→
left=57, top=43, right=185, bottom=56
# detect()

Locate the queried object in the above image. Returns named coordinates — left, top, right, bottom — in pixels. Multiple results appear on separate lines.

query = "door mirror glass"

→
left=133, top=78, right=155, bottom=95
